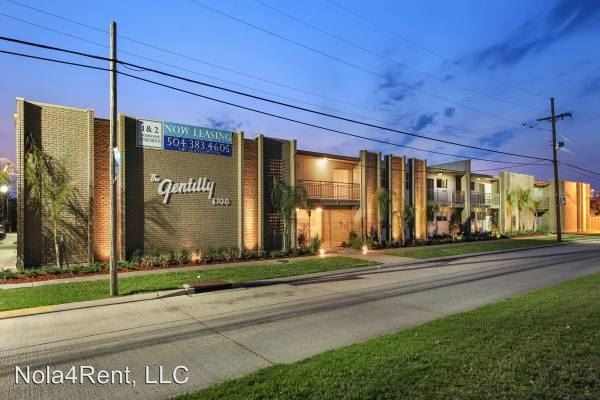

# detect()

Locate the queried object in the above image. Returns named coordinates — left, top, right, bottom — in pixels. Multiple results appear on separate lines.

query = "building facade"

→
left=14, top=99, right=594, bottom=267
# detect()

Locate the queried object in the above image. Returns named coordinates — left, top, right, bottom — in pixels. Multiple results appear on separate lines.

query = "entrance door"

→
left=333, top=168, right=351, bottom=199
left=322, top=209, right=355, bottom=248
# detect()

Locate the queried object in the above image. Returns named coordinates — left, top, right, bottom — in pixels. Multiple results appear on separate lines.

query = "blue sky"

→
left=0, top=0, right=599, bottom=186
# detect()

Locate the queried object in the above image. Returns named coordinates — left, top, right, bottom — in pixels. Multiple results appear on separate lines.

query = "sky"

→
left=0, top=0, right=599, bottom=187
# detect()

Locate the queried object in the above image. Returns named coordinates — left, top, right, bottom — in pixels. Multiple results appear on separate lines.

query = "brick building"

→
left=14, top=99, right=594, bottom=267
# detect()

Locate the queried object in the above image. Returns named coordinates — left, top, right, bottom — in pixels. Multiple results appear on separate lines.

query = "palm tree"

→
left=270, top=179, right=307, bottom=252
left=517, top=188, right=532, bottom=231
left=0, top=158, right=13, bottom=187
left=25, top=141, right=73, bottom=268
left=506, top=189, right=518, bottom=233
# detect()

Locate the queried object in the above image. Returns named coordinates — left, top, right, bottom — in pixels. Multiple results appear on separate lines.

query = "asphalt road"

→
left=1, top=241, right=599, bottom=400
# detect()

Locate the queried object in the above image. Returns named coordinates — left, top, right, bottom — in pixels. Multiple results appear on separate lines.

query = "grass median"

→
left=0, top=256, right=376, bottom=312
left=174, top=272, right=600, bottom=400
left=382, top=235, right=592, bottom=259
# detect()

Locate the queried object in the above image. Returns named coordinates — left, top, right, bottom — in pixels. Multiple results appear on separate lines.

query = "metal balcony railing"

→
left=297, top=180, right=360, bottom=200
left=470, top=192, right=500, bottom=207
left=427, top=189, right=465, bottom=206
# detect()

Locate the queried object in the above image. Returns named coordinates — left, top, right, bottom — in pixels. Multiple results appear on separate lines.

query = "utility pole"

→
left=109, top=21, right=118, bottom=295
left=537, top=97, right=571, bottom=242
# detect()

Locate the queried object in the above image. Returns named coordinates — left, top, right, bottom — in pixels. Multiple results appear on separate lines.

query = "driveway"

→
left=0, top=240, right=599, bottom=399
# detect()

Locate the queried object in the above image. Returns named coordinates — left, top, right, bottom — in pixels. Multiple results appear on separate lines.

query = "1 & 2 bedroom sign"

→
left=137, top=119, right=233, bottom=157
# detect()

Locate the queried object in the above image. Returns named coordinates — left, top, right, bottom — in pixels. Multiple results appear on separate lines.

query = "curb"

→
left=0, top=240, right=588, bottom=320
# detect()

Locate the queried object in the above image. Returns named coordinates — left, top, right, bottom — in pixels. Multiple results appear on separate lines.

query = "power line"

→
left=184, top=0, right=548, bottom=130
left=0, top=11, right=545, bottom=148
left=559, top=162, right=600, bottom=177
left=0, top=35, right=551, bottom=162
left=323, top=0, right=544, bottom=99
left=0, top=47, right=527, bottom=164
left=253, top=0, right=543, bottom=112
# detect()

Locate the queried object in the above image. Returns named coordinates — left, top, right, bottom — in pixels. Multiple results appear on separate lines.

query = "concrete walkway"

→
left=1, top=241, right=599, bottom=400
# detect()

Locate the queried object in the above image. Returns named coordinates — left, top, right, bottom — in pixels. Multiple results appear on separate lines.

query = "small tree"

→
left=25, top=140, right=73, bottom=268
left=0, top=158, right=13, bottom=187
left=449, top=211, right=460, bottom=240
left=270, top=179, right=307, bottom=252
left=376, top=188, right=390, bottom=241
left=506, top=189, right=518, bottom=233
left=426, top=200, right=440, bottom=237
left=399, top=205, right=415, bottom=244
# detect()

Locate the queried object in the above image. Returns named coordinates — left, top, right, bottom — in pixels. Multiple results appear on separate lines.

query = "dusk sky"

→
left=0, top=0, right=598, bottom=186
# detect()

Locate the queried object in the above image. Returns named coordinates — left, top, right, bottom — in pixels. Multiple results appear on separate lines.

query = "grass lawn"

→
left=383, top=235, right=590, bottom=259
left=174, top=273, right=600, bottom=400
left=0, top=256, right=375, bottom=312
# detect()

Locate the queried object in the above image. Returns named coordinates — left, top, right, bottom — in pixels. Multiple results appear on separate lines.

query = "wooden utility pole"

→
left=109, top=21, right=118, bottom=295
left=537, top=97, right=571, bottom=242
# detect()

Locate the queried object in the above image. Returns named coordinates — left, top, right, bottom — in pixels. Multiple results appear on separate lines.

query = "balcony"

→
left=471, top=192, right=500, bottom=208
left=427, top=189, right=465, bottom=207
left=297, top=180, right=360, bottom=201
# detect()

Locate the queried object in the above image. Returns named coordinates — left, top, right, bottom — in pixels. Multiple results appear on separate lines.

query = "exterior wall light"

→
left=319, top=248, right=325, bottom=257
left=317, top=157, right=328, bottom=168
left=362, top=245, right=368, bottom=255
left=316, top=207, right=323, bottom=212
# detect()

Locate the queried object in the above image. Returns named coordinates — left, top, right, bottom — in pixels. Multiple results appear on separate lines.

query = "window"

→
left=436, top=178, right=447, bottom=189
left=456, top=177, right=462, bottom=191
left=427, top=178, right=434, bottom=190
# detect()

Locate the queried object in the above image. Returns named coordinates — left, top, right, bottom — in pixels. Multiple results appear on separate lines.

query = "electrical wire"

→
left=0, top=35, right=551, bottom=162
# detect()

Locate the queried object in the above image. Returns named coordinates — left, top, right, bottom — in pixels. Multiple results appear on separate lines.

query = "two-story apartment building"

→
left=14, top=98, right=593, bottom=267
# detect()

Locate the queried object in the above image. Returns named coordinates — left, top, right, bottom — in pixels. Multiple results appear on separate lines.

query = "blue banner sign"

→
left=163, top=122, right=233, bottom=144
left=161, top=121, right=233, bottom=157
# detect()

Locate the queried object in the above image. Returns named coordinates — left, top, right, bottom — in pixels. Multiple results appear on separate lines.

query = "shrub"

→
left=269, top=250, right=286, bottom=258
left=0, top=269, right=18, bottom=280
left=297, top=231, right=308, bottom=248
left=309, top=234, right=322, bottom=253
left=348, top=230, right=363, bottom=250
left=175, top=249, right=191, bottom=265
left=129, top=248, right=144, bottom=265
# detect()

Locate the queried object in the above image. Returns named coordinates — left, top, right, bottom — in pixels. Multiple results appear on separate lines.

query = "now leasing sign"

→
left=137, top=119, right=233, bottom=157
left=163, top=122, right=233, bottom=157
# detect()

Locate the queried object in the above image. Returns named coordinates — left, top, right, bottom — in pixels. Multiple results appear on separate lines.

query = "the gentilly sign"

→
left=150, top=174, right=231, bottom=206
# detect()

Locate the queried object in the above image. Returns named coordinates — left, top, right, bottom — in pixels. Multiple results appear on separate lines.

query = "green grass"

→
left=383, top=235, right=592, bottom=259
left=174, top=273, right=600, bottom=400
left=0, top=256, right=376, bottom=312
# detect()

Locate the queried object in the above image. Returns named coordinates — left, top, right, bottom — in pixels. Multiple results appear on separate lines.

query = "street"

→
left=1, top=241, right=599, bottom=400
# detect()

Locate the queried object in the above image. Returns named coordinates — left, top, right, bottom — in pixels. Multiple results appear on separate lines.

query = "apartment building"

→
left=14, top=98, right=593, bottom=267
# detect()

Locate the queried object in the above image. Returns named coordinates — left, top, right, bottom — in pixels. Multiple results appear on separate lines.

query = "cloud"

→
left=444, top=107, right=456, bottom=118
left=466, top=0, right=600, bottom=69
left=413, top=113, right=437, bottom=132
left=201, top=117, right=242, bottom=131
left=376, top=66, right=425, bottom=106
left=479, top=129, right=517, bottom=148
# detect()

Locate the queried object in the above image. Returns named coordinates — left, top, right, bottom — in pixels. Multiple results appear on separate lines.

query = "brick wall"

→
left=92, top=119, right=110, bottom=261
left=121, top=115, right=241, bottom=257
left=243, top=138, right=258, bottom=250
left=16, top=99, right=93, bottom=267
left=390, top=155, right=405, bottom=241
left=413, top=158, right=427, bottom=240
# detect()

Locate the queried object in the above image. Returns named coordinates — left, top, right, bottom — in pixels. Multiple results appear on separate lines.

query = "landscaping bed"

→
left=173, top=273, right=600, bottom=400
left=0, top=245, right=321, bottom=284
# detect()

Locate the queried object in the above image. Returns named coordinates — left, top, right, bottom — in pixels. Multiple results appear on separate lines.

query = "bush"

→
left=269, top=250, right=287, bottom=258
left=297, top=231, right=308, bottom=248
left=310, top=234, right=322, bottom=253
left=129, top=248, right=143, bottom=265
left=0, top=269, right=18, bottom=280
left=175, top=249, right=191, bottom=265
